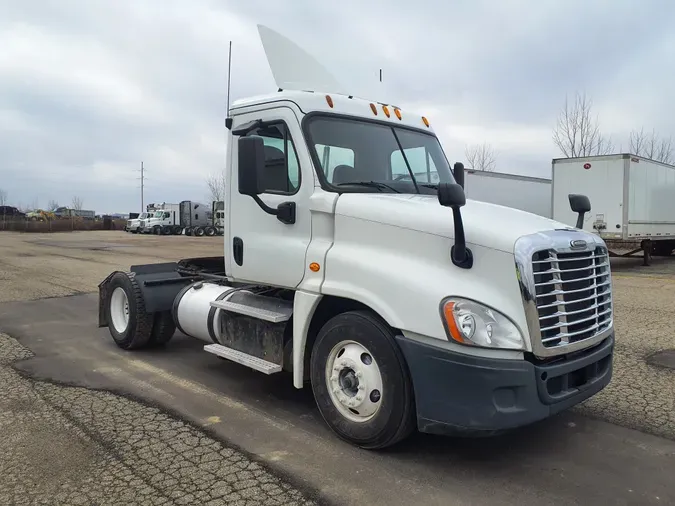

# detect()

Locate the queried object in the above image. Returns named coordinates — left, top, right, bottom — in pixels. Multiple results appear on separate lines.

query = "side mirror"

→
left=438, top=182, right=466, bottom=208
left=238, top=136, right=265, bottom=196
left=453, top=162, right=465, bottom=189
left=438, top=182, right=472, bottom=269
left=568, top=194, right=591, bottom=229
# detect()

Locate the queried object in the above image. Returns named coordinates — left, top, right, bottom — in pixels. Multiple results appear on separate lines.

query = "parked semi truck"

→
left=552, top=153, right=675, bottom=265
left=98, top=25, right=614, bottom=449
left=464, top=170, right=552, bottom=218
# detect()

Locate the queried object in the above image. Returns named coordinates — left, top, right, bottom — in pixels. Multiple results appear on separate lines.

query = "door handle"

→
left=233, top=237, right=243, bottom=266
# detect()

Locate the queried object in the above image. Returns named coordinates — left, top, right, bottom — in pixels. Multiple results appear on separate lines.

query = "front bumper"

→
left=396, top=334, right=614, bottom=435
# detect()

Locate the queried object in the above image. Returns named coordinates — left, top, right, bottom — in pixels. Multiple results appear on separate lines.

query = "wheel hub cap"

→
left=326, top=341, right=383, bottom=423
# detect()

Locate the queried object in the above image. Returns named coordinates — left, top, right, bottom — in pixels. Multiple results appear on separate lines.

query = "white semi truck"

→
left=98, top=25, right=615, bottom=449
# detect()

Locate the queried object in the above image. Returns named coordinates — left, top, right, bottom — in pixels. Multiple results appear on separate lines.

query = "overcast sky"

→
left=1, top=0, right=673, bottom=213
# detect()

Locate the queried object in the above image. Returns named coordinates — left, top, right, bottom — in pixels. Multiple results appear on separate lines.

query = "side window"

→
left=316, top=144, right=355, bottom=183
left=248, top=123, right=301, bottom=194
left=390, top=147, right=438, bottom=183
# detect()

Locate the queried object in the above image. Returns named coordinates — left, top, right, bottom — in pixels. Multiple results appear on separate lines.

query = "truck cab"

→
left=126, top=212, right=150, bottom=233
left=97, top=25, right=614, bottom=449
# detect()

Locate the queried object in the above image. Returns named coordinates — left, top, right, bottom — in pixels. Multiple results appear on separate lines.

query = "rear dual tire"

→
left=105, top=272, right=176, bottom=350
left=310, top=310, right=416, bottom=449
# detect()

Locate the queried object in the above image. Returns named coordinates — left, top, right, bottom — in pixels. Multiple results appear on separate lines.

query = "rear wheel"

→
left=161, top=226, right=172, bottom=235
left=172, top=226, right=182, bottom=235
left=105, top=272, right=153, bottom=350
left=194, top=227, right=205, bottom=237
left=184, top=227, right=193, bottom=236
left=149, top=311, right=176, bottom=346
left=310, top=310, right=416, bottom=449
left=205, top=226, right=216, bottom=237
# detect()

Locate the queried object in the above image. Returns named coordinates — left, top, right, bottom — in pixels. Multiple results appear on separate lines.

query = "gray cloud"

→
left=1, top=0, right=674, bottom=213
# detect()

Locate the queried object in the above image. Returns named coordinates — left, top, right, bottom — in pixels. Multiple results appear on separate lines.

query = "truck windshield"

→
left=305, top=115, right=455, bottom=194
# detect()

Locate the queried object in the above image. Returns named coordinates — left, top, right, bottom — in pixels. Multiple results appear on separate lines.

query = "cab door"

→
left=227, top=105, right=313, bottom=288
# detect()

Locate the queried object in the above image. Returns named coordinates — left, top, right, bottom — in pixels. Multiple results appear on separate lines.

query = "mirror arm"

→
left=252, top=195, right=278, bottom=216
left=251, top=196, right=296, bottom=225
left=450, top=208, right=473, bottom=269
left=575, top=211, right=586, bottom=230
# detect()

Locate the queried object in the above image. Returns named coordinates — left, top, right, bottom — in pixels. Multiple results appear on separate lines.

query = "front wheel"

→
left=310, top=310, right=416, bottom=449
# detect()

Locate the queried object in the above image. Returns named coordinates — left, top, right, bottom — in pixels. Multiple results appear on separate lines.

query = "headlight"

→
left=440, top=297, right=525, bottom=350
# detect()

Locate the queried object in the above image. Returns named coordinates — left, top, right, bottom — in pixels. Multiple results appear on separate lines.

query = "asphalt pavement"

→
left=1, top=293, right=673, bottom=506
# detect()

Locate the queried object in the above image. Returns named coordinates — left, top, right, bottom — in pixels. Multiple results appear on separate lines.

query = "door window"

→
left=247, top=123, right=301, bottom=194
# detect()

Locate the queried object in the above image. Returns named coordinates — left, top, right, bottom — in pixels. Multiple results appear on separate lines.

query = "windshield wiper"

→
left=336, top=181, right=401, bottom=193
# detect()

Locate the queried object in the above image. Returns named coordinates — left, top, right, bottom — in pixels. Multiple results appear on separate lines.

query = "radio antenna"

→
left=225, top=41, right=233, bottom=130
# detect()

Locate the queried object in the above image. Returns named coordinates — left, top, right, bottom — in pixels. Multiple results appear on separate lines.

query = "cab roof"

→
left=231, top=90, right=435, bottom=134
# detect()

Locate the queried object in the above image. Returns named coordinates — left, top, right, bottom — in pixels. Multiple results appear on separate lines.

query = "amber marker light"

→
left=325, top=95, right=334, bottom=108
left=309, top=262, right=321, bottom=272
left=442, top=300, right=466, bottom=344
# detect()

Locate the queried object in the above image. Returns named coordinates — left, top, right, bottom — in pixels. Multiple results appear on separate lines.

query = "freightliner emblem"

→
left=570, top=239, right=587, bottom=249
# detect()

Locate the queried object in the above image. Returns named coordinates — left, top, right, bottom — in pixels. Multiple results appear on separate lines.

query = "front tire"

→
left=310, top=310, right=416, bottom=449
left=153, top=225, right=161, bottom=235
left=105, top=272, right=154, bottom=350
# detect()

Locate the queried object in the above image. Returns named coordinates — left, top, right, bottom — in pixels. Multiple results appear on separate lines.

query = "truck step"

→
left=210, top=291, right=293, bottom=323
left=203, top=344, right=282, bottom=374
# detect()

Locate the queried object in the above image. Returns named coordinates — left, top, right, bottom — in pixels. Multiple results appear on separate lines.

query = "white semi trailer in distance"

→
left=97, top=25, right=615, bottom=449
left=464, top=170, right=552, bottom=218
left=552, top=154, right=675, bottom=265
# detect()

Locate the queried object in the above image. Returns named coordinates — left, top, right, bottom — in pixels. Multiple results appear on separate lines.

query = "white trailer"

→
left=552, top=154, right=675, bottom=265
left=464, top=170, right=552, bottom=218
left=97, top=25, right=615, bottom=450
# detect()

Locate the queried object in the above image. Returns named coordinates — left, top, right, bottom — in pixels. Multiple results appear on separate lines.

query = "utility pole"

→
left=138, top=161, right=146, bottom=212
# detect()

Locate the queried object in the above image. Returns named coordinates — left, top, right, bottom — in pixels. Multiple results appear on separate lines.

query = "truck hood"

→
left=335, top=193, right=572, bottom=253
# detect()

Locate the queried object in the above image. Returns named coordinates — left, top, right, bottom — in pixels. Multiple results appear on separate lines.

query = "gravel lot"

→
left=0, top=232, right=317, bottom=506
left=0, top=230, right=674, bottom=504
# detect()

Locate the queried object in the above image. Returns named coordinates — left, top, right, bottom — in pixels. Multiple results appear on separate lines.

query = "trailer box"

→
left=552, top=154, right=675, bottom=240
left=464, top=170, right=552, bottom=218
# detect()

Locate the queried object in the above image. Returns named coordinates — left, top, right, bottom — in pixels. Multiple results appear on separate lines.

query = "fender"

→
left=292, top=290, right=322, bottom=388
left=98, top=262, right=194, bottom=327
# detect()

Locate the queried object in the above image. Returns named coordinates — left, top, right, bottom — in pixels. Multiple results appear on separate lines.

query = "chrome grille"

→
left=127, top=220, right=133, bottom=227
left=532, top=246, right=612, bottom=348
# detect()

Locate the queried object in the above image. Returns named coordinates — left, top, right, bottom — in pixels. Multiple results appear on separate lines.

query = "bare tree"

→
left=552, top=92, right=614, bottom=157
left=629, top=127, right=674, bottom=164
left=206, top=172, right=226, bottom=203
left=465, top=143, right=497, bottom=172
left=0, top=188, right=7, bottom=207
left=71, top=196, right=83, bottom=211
left=47, top=200, right=59, bottom=211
